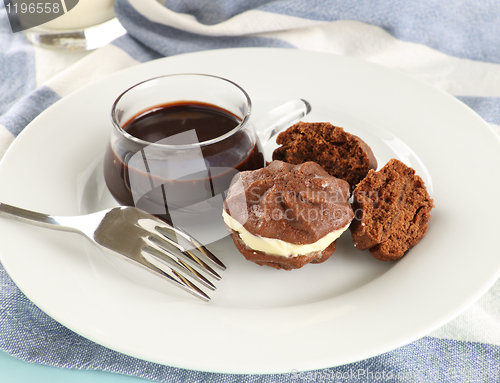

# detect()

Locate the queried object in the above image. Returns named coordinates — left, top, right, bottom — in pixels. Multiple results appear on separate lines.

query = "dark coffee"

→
left=104, top=101, right=265, bottom=224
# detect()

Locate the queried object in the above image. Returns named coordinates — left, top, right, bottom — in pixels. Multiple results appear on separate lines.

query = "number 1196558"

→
left=6, top=2, right=61, bottom=14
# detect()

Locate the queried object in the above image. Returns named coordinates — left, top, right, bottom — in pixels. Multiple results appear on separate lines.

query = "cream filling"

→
left=223, top=209, right=349, bottom=257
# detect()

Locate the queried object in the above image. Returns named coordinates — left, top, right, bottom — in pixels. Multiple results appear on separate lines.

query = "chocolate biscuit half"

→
left=272, top=122, right=377, bottom=190
left=350, top=158, right=434, bottom=261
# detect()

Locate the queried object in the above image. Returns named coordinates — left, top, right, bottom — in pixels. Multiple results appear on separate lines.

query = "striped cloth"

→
left=1, top=1, right=500, bottom=381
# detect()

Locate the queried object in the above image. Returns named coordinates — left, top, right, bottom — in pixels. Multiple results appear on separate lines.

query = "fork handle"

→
left=0, top=202, right=75, bottom=232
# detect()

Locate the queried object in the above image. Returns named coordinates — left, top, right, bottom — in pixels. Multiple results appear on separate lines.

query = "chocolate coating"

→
left=224, top=160, right=353, bottom=243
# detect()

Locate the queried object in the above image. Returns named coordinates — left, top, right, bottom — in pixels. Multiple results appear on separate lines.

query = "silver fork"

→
left=0, top=202, right=226, bottom=302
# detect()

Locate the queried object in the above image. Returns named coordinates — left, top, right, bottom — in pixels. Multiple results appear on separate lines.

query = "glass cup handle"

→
left=254, top=99, right=312, bottom=146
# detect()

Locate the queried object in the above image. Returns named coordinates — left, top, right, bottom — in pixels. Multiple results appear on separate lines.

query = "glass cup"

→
left=103, top=73, right=310, bottom=243
left=18, top=0, right=125, bottom=50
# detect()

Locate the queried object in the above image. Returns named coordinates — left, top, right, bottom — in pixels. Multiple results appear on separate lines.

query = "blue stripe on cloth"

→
left=152, top=0, right=275, bottom=26
left=0, top=86, right=61, bottom=137
left=2, top=263, right=500, bottom=383
left=113, top=0, right=295, bottom=61
left=456, top=96, right=500, bottom=126
left=126, top=0, right=500, bottom=64
left=112, top=35, right=163, bottom=63
left=0, top=6, right=36, bottom=117
left=262, top=0, right=500, bottom=64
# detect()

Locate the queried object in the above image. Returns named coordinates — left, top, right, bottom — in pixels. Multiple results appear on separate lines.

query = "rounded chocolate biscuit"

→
left=350, top=158, right=434, bottom=261
left=272, top=122, right=377, bottom=190
left=223, top=160, right=353, bottom=269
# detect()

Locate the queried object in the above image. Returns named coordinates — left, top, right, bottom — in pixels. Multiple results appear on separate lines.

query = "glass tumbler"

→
left=18, top=0, right=125, bottom=50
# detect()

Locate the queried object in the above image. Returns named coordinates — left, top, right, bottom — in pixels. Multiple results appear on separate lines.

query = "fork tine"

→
left=147, top=232, right=222, bottom=281
left=155, top=224, right=227, bottom=270
left=175, top=247, right=222, bottom=280
left=139, top=252, right=211, bottom=302
left=143, top=240, right=216, bottom=291
left=190, top=240, right=227, bottom=271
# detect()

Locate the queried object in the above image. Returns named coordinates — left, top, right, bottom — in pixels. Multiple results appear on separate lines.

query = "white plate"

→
left=1, top=48, right=500, bottom=374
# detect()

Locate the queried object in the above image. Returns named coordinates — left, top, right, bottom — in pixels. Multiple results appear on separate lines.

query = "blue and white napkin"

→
left=1, top=0, right=500, bottom=381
